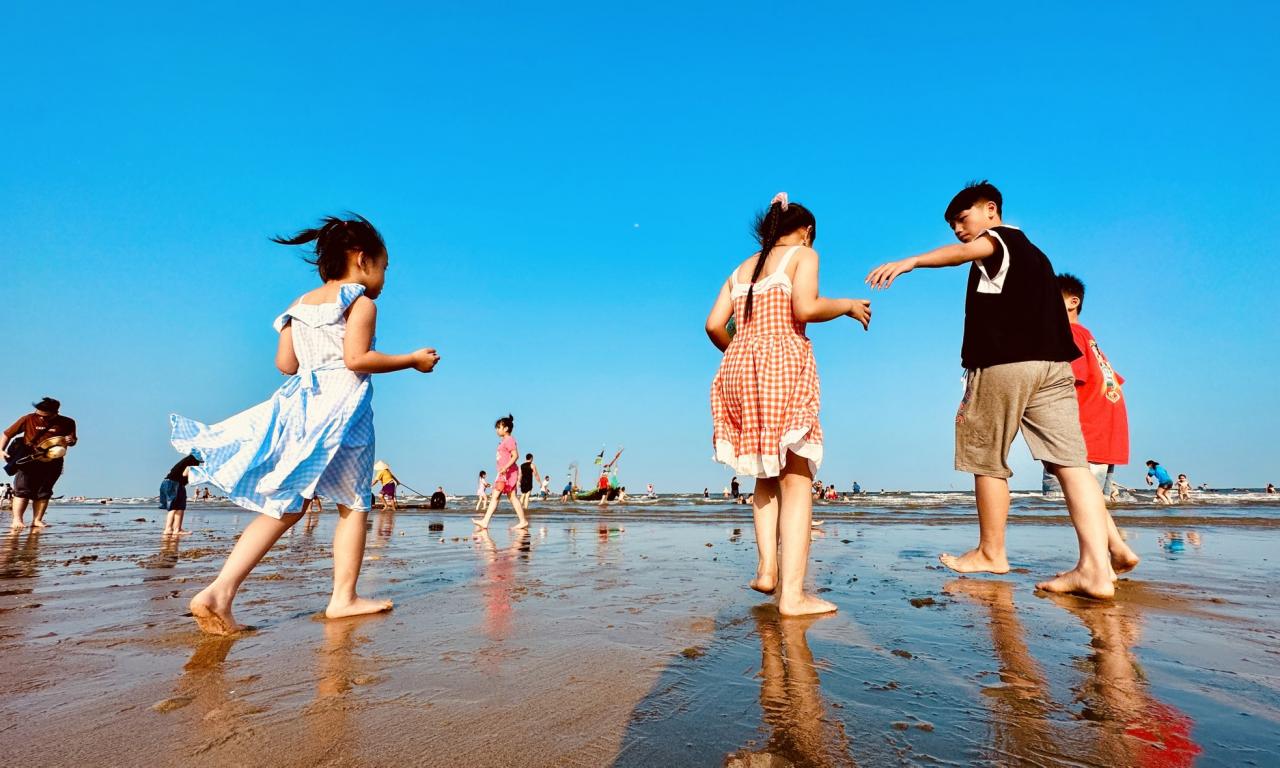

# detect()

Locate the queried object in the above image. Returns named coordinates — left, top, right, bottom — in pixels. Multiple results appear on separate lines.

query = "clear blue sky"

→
left=3, top=2, right=1277, bottom=496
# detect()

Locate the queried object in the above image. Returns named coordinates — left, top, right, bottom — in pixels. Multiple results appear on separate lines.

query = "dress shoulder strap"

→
left=774, top=245, right=801, bottom=276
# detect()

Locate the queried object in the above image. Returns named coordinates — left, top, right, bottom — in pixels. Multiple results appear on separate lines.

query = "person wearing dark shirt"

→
left=3, top=397, right=77, bottom=530
left=866, top=181, right=1119, bottom=599
left=160, top=455, right=201, bottom=535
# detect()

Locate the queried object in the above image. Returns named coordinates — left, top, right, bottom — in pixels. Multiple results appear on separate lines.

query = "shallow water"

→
left=1, top=502, right=1277, bottom=766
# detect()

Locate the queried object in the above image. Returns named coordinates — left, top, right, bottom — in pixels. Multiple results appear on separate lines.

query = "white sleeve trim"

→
left=975, top=229, right=1010, bottom=294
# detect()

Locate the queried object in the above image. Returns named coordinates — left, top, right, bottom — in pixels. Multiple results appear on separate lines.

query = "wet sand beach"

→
left=1, top=501, right=1277, bottom=767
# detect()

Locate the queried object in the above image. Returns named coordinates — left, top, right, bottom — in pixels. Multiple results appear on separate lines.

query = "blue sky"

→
left=3, top=2, right=1277, bottom=496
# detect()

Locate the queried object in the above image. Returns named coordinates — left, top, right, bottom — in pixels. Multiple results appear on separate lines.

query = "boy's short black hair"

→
left=1146, top=460, right=1158, bottom=466
left=944, top=180, right=1003, bottom=224
left=1057, top=273, right=1085, bottom=314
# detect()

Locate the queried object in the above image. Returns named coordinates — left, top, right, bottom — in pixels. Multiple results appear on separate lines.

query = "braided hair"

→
left=744, top=199, right=816, bottom=322
left=272, top=214, right=386, bottom=281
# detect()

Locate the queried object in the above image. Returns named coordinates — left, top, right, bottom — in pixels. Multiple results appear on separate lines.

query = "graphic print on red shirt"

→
left=1070, top=324, right=1129, bottom=465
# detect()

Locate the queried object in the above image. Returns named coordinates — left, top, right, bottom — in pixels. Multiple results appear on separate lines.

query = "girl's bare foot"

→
left=189, top=588, right=243, bottom=636
left=176, top=529, right=193, bottom=536
left=10, top=522, right=25, bottom=531
left=32, top=520, right=48, bottom=529
left=1035, top=567, right=1115, bottom=599
left=512, top=521, right=529, bottom=530
left=777, top=593, right=838, bottom=617
left=470, top=518, right=489, bottom=529
left=939, top=548, right=1010, bottom=574
left=750, top=565, right=777, bottom=594
left=324, top=596, right=393, bottom=619
left=1111, top=547, right=1140, bottom=575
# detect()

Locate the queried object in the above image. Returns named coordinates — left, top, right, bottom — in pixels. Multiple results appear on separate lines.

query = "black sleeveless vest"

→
left=961, top=226, right=1080, bottom=369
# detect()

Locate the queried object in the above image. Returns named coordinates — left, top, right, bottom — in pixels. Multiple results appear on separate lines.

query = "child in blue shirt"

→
left=1145, top=460, right=1174, bottom=505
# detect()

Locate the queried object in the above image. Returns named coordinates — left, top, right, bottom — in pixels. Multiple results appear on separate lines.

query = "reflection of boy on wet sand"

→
left=725, top=609, right=853, bottom=768
left=945, top=579, right=1202, bottom=766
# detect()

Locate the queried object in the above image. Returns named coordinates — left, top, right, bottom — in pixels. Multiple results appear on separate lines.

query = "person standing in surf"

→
left=171, top=214, right=441, bottom=635
left=707, top=192, right=872, bottom=616
left=3, top=397, right=77, bottom=530
left=472, top=415, right=529, bottom=530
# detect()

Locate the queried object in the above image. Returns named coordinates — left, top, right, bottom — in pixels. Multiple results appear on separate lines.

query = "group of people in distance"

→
left=708, top=182, right=1140, bottom=616
left=8, top=181, right=1186, bottom=636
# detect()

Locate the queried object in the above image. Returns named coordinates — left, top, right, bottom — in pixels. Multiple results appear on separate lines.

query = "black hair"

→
left=744, top=199, right=817, bottom=322
left=479, top=470, right=487, bottom=477
left=495, top=414, right=514, bottom=432
left=525, top=453, right=533, bottom=460
left=272, top=214, right=386, bottom=282
left=1146, top=459, right=1158, bottom=466
left=944, top=180, right=1003, bottom=224
left=1057, top=273, right=1085, bottom=315
left=33, top=397, right=60, bottom=414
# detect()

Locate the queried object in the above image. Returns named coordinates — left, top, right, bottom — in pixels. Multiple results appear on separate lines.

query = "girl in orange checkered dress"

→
left=706, top=193, right=871, bottom=616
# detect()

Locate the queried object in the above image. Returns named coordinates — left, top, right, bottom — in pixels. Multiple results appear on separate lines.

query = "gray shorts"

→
left=955, top=361, right=1088, bottom=478
left=1042, top=463, right=1114, bottom=496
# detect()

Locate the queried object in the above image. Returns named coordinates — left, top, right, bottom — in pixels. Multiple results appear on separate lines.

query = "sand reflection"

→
left=726, top=607, right=854, bottom=767
left=0, top=527, right=43, bottom=580
left=945, top=578, right=1202, bottom=765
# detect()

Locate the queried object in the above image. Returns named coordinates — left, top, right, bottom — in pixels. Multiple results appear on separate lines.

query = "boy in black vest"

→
left=866, top=181, right=1121, bottom=599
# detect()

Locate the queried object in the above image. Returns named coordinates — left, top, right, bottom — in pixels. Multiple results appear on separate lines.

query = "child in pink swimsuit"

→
left=472, top=414, right=529, bottom=530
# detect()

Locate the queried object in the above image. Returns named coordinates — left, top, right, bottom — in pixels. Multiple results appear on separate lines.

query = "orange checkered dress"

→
left=711, top=246, right=823, bottom=478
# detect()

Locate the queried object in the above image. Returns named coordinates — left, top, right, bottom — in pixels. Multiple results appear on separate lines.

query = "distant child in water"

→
left=867, top=181, right=1119, bottom=599
left=707, top=192, right=872, bottom=616
left=1176, top=473, right=1192, bottom=502
left=171, top=215, right=441, bottom=635
left=472, top=415, right=529, bottom=530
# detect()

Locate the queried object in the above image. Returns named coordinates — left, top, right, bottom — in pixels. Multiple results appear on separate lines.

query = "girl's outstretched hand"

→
left=865, top=257, right=917, bottom=290
left=847, top=299, right=872, bottom=330
left=412, top=348, right=441, bottom=373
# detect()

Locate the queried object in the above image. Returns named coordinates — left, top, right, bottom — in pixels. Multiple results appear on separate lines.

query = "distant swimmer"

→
left=852, top=481, right=861, bottom=494
left=1267, top=483, right=1276, bottom=494
left=1146, top=460, right=1174, bottom=505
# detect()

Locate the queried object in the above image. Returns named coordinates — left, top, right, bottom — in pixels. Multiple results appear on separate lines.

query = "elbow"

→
left=793, top=306, right=815, bottom=323
left=343, top=353, right=370, bottom=373
left=276, top=360, right=298, bottom=376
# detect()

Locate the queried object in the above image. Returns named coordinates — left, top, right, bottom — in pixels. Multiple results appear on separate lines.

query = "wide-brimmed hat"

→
left=373, top=460, right=390, bottom=471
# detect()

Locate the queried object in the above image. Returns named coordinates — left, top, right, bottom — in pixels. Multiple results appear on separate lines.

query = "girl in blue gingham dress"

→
left=173, top=215, right=441, bottom=635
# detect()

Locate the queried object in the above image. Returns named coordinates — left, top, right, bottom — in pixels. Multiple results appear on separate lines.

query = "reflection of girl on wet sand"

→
left=945, top=578, right=1202, bottom=766
left=473, top=528, right=531, bottom=642
left=725, top=608, right=854, bottom=767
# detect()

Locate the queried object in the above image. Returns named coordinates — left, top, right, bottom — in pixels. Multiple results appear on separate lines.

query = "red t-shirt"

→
left=1070, top=324, right=1129, bottom=465
left=598, top=474, right=610, bottom=490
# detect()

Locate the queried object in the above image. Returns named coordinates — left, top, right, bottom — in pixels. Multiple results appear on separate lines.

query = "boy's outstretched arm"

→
left=865, top=235, right=997, bottom=290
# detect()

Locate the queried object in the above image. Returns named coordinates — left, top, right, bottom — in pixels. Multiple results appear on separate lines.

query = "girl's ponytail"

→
left=744, top=193, right=816, bottom=323
left=273, top=214, right=386, bottom=281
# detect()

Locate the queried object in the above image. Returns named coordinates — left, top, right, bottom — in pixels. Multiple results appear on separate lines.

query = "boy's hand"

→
left=412, top=348, right=441, bottom=373
left=865, top=257, right=918, bottom=290
left=846, top=299, right=872, bottom=330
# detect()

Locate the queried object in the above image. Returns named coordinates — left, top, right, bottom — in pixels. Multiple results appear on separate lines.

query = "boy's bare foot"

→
left=176, top=529, right=193, bottom=536
left=190, top=588, right=243, bottom=636
left=325, top=596, right=393, bottom=619
left=470, top=518, right=489, bottom=529
left=10, top=522, right=25, bottom=531
left=512, top=521, right=529, bottom=530
left=777, top=593, right=838, bottom=616
left=1035, top=567, right=1115, bottom=599
left=939, top=548, right=1010, bottom=574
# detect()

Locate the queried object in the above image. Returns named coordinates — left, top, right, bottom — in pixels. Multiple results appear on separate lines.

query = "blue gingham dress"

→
left=170, top=284, right=375, bottom=517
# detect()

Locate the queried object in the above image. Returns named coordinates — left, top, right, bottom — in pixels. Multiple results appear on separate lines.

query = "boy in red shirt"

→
left=1043, top=274, right=1130, bottom=499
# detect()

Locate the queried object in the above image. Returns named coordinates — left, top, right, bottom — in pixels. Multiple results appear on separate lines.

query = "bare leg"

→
left=10, top=497, right=28, bottom=529
left=1036, top=465, right=1115, bottom=599
left=776, top=452, right=836, bottom=616
left=190, top=511, right=305, bottom=635
left=31, top=500, right=50, bottom=528
left=325, top=504, right=393, bottom=619
left=750, top=477, right=781, bottom=594
left=472, top=489, right=501, bottom=528
left=174, top=509, right=191, bottom=535
left=163, top=509, right=177, bottom=535
left=508, top=492, right=529, bottom=529
left=940, top=475, right=1012, bottom=574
